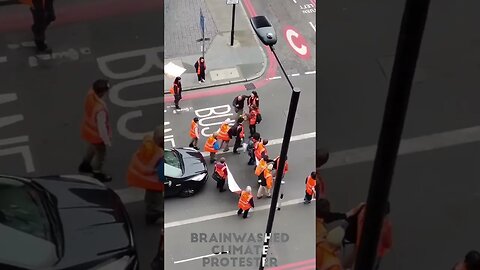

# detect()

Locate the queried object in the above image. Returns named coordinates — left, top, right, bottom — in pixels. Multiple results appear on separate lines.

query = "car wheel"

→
left=179, top=188, right=196, bottom=197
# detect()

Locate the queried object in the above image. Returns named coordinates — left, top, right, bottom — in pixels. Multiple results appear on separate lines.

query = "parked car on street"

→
left=164, top=147, right=208, bottom=197
left=0, top=174, right=138, bottom=270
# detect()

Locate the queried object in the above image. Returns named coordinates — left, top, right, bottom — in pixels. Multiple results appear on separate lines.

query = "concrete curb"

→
left=163, top=0, right=269, bottom=94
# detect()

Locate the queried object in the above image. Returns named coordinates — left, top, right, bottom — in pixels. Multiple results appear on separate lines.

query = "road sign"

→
left=226, top=0, right=239, bottom=4
left=200, top=9, right=205, bottom=34
left=284, top=26, right=310, bottom=59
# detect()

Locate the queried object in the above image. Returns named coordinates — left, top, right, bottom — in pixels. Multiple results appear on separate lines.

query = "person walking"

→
left=317, top=226, right=344, bottom=270
left=257, top=163, right=273, bottom=199
left=126, top=126, right=164, bottom=224
left=247, top=91, right=260, bottom=111
left=204, top=132, right=219, bottom=163
left=212, top=157, right=228, bottom=192
left=170, top=77, right=182, bottom=109
left=232, top=95, right=249, bottom=118
left=272, top=155, right=288, bottom=184
left=20, top=0, right=55, bottom=53
left=453, top=251, right=480, bottom=270
left=216, top=119, right=231, bottom=151
left=304, top=171, right=316, bottom=204
left=232, top=117, right=245, bottom=154
left=78, top=79, right=112, bottom=182
left=254, top=139, right=269, bottom=161
left=247, top=132, right=261, bottom=165
left=188, top=117, right=200, bottom=150
left=354, top=202, right=393, bottom=270
left=194, top=57, right=207, bottom=83
left=237, top=186, right=254, bottom=219
left=248, top=104, right=261, bottom=137
left=151, top=229, right=164, bottom=270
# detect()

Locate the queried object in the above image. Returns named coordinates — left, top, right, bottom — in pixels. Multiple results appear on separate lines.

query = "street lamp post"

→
left=249, top=16, right=301, bottom=270
left=354, top=0, right=430, bottom=269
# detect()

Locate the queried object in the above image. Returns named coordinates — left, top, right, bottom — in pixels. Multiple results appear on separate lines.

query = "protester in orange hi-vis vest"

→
left=19, top=0, right=55, bottom=52
left=215, top=118, right=231, bottom=152
left=254, top=139, right=269, bottom=160
left=355, top=202, right=393, bottom=270
left=254, top=156, right=269, bottom=177
left=236, top=186, right=254, bottom=219
left=170, top=77, right=182, bottom=109
left=248, top=104, right=261, bottom=137
left=188, top=117, right=200, bottom=150
left=317, top=226, right=344, bottom=270
left=272, top=155, right=288, bottom=185
left=213, top=157, right=228, bottom=192
left=204, top=132, right=219, bottom=164
left=127, top=126, right=164, bottom=224
left=78, top=80, right=113, bottom=183
left=257, top=163, right=273, bottom=199
left=194, top=56, right=206, bottom=83
left=304, top=171, right=317, bottom=204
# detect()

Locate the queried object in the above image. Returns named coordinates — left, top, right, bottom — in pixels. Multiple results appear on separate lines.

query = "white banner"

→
left=225, top=164, right=241, bottom=193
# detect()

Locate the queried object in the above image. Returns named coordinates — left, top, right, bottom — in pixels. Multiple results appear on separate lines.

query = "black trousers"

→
left=197, top=72, right=205, bottom=81
left=30, top=6, right=55, bottom=47
left=216, top=179, right=225, bottom=190
left=237, top=208, right=249, bottom=218
left=249, top=124, right=256, bottom=136
left=233, top=136, right=242, bottom=152
left=174, top=94, right=181, bottom=107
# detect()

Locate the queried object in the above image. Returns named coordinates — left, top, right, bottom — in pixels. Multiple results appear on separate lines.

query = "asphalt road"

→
left=0, top=1, right=163, bottom=269
left=317, top=0, right=480, bottom=269
left=163, top=0, right=318, bottom=268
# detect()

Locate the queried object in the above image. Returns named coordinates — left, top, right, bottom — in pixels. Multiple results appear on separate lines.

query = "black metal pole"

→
left=230, top=4, right=236, bottom=46
left=259, top=46, right=301, bottom=270
left=270, top=46, right=294, bottom=89
left=354, top=0, right=430, bottom=270
left=202, top=28, right=205, bottom=59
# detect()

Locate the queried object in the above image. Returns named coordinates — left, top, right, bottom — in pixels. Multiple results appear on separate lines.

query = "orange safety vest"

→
left=204, top=136, right=217, bottom=153
left=81, top=89, right=111, bottom=144
left=217, top=123, right=230, bottom=141
left=214, top=163, right=227, bottom=179
left=275, top=157, right=289, bottom=174
left=316, top=243, right=342, bottom=270
left=356, top=207, right=393, bottom=258
left=169, top=83, right=178, bottom=95
left=189, top=121, right=199, bottom=139
left=238, top=191, right=253, bottom=210
left=249, top=110, right=258, bottom=125
left=196, top=61, right=206, bottom=74
left=264, top=169, right=273, bottom=189
left=306, top=176, right=316, bottom=195
left=255, top=158, right=267, bottom=176
left=127, top=135, right=164, bottom=191
left=254, top=142, right=267, bottom=160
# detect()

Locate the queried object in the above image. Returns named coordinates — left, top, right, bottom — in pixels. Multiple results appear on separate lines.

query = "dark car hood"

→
left=32, top=176, right=134, bottom=269
left=175, top=148, right=207, bottom=178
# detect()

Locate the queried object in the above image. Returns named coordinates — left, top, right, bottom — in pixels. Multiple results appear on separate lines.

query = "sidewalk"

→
left=164, top=0, right=267, bottom=92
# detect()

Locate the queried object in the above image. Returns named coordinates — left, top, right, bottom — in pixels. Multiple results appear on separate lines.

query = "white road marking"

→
left=268, top=76, right=281, bottom=80
left=165, top=198, right=306, bottom=228
left=309, top=21, right=316, bottom=32
left=0, top=56, right=7, bottom=63
left=0, top=146, right=35, bottom=173
left=323, top=125, right=480, bottom=169
left=174, top=251, right=230, bottom=264
left=0, top=136, right=28, bottom=147
left=200, top=131, right=316, bottom=157
left=292, top=0, right=297, bottom=3
left=117, top=110, right=153, bottom=140
left=159, top=125, right=480, bottom=227
left=291, top=73, right=300, bottom=77
left=0, top=93, right=17, bottom=104
left=7, top=44, right=19, bottom=49
left=21, top=41, right=35, bottom=47
left=305, top=71, right=316, bottom=75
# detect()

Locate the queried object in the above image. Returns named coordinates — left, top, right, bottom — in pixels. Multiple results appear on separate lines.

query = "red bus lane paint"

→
left=0, top=0, right=163, bottom=33
left=284, top=25, right=311, bottom=60
left=267, top=258, right=315, bottom=270
left=310, top=0, right=316, bottom=7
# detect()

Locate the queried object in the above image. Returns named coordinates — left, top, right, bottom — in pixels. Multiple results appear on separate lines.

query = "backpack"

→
left=256, top=113, right=262, bottom=123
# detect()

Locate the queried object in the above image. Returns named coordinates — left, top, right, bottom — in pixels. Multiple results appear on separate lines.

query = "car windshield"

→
left=0, top=177, right=58, bottom=269
left=164, top=149, right=183, bottom=178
